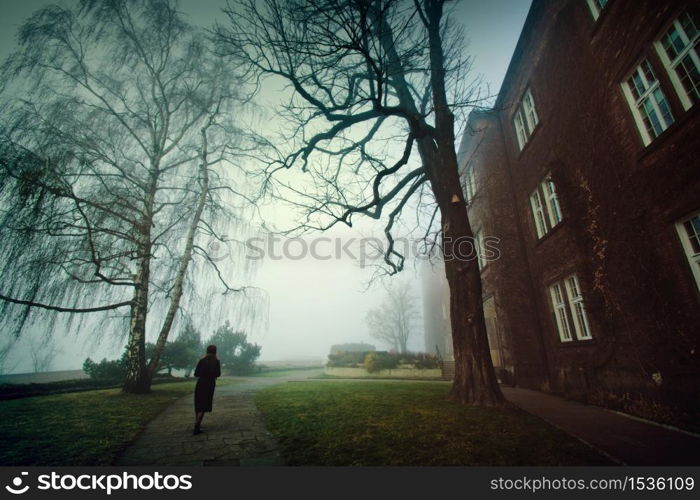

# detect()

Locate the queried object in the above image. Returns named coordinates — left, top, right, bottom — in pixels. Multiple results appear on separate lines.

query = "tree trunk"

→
left=444, top=250, right=505, bottom=405
left=123, top=254, right=152, bottom=394
left=124, top=161, right=159, bottom=394
left=406, top=0, right=506, bottom=406
left=147, top=127, right=211, bottom=378
left=427, top=145, right=506, bottom=407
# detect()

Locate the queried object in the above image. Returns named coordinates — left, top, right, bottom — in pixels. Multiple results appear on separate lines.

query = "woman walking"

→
left=193, top=345, right=221, bottom=435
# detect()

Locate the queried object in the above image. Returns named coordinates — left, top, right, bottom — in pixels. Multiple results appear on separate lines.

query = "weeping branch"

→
left=0, top=293, right=131, bottom=313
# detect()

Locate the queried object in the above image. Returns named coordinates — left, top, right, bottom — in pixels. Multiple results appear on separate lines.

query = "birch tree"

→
left=216, top=0, right=505, bottom=405
left=0, top=0, right=252, bottom=392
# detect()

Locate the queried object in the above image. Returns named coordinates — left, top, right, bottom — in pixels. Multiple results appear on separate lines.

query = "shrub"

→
left=364, top=351, right=399, bottom=373
left=82, top=351, right=127, bottom=381
left=143, top=321, right=204, bottom=377
left=327, top=351, right=369, bottom=367
left=412, top=352, right=440, bottom=369
left=207, top=321, right=261, bottom=375
left=330, top=351, right=438, bottom=371
left=329, top=343, right=376, bottom=355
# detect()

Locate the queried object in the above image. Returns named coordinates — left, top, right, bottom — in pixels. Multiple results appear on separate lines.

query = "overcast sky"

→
left=0, top=0, right=531, bottom=372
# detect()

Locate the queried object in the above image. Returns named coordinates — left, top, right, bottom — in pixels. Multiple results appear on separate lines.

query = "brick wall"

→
left=456, top=0, right=700, bottom=418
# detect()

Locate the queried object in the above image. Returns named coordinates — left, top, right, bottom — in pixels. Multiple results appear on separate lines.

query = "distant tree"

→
left=173, top=321, right=204, bottom=377
left=366, top=283, right=419, bottom=354
left=145, top=342, right=172, bottom=375
left=208, top=321, right=261, bottom=375
left=146, top=321, right=203, bottom=376
left=82, top=351, right=128, bottom=381
left=0, top=0, right=252, bottom=393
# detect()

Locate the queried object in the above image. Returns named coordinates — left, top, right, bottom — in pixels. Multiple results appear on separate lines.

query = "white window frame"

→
left=654, top=10, right=700, bottom=111
left=586, top=0, right=608, bottom=21
left=514, top=109, right=527, bottom=150
left=474, top=229, right=485, bottom=271
left=543, top=178, right=563, bottom=228
left=564, top=275, right=593, bottom=340
left=529, top=176, right=563, bottom=239
left=549, top=275, right=593, bottom=343
left=529, top=189, right=548, bottom=239
left=676, top=211, right=700, bottom=292
left=512, top=87, right=539, bottom=151
left=549, top=282, right=573, bottom=342
left=522, top=88, right=539, bottom=132
left=621, top=58, right=675, bottom=146
left=462, top=163, right=477, bottom=204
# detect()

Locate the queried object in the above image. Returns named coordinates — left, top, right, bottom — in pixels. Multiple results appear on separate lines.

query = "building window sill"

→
left=636, top=104, right=699, bottom=162
left=533, top=219, right=566, bottom=247
left=515, top=122, right=542, bottom=159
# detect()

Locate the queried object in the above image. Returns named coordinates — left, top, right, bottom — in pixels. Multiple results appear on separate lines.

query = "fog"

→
left=0, top=0, right=531, bottom=373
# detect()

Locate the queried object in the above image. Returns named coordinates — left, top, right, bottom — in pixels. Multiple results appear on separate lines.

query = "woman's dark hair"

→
left=206, top=345, right=217, bottom=355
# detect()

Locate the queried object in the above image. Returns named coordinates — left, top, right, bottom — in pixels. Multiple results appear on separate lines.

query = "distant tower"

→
left=419, top=259, right=452, bottom=361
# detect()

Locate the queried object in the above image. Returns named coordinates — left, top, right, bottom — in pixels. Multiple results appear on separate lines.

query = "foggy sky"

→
left=0, top=0, right=531, bottom=372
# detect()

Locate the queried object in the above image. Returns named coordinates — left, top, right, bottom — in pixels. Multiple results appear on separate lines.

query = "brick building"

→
left=424, top=0, right=700, bottom=421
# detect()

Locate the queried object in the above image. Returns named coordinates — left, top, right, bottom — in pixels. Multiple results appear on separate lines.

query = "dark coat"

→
left=194, top=356, right=221, bottom=413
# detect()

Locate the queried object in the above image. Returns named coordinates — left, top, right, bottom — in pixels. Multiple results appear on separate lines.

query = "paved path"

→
left=115, top=370, right=322, bottom=466
left=501, top=387, right=700, bottom=466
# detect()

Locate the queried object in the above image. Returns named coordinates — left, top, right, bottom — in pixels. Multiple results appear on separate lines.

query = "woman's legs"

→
left=193, top=412, right=205, bottom=434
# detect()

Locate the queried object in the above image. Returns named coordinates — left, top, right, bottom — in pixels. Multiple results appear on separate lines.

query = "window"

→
left=461, top=163, right=477, bottom=204
left=529, top=189, right=548, bottom=239
left=512, top=87, right=539, bottom=151
left=549, top=274, right=593, bottom=342
left=655, top=10, right=700, bottom=110
left=529, top=176, right=563, bottom=239
left=586, top=0, right=608, bottom=21
left=565, top=275, right=593, bottom=340
left=622, top=58, right=675, bottom=145
left=676, top=211, right=700, bottom=292
left=474, top=229, right=485, bottom=270
left=549, top=282, right=573, bottom=342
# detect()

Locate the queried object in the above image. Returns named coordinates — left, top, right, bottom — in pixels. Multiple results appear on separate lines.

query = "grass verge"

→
left=0, top=377, right=236, bottom=465
left=314, top=372, right=443, bottom=381
left=255, top=381, right=612, bottom=466
left=0, top=375, right=190, bottom=400
left=248, top=367, right=323, bottom=378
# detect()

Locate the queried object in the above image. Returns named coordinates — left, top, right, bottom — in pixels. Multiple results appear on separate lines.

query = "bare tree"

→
left=0, top=0, right=253, bottom=392
left=216, top=0, right=505, bottom=405
left=366, top=282, right=418, bottom=353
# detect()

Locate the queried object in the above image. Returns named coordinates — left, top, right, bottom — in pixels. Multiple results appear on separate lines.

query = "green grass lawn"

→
left=0, top=377, right=235, bottom=466
left=256, top=381, right=612, bottom=466
left=249, top=367, right=323, bottom=378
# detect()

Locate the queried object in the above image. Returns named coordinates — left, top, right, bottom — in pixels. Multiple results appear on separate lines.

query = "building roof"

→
left=493, top=0, right=546, bottom=109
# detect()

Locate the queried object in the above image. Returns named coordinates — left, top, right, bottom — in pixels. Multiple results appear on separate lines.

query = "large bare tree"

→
left=0, top=0, right=252, bottom=392
left=216, top=0, right=504, bottom=405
